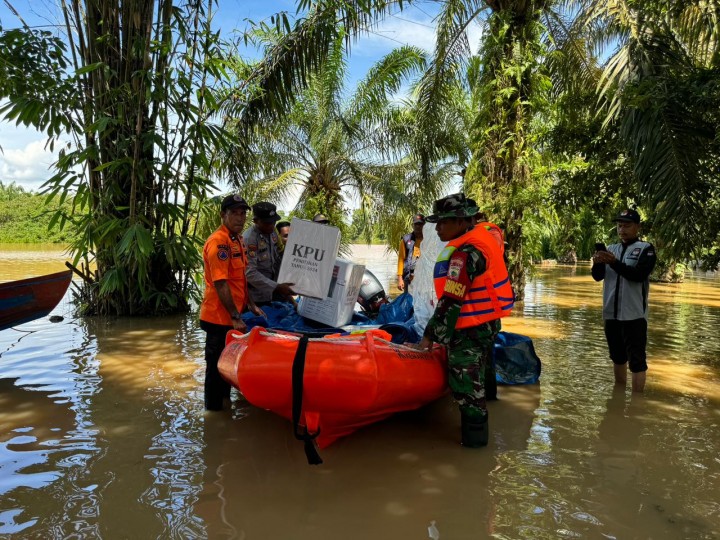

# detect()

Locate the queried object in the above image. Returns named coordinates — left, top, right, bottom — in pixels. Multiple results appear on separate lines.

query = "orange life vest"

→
left=433, top=225, right=514, bottom=327
left=477, top=221, right=504, bottom=253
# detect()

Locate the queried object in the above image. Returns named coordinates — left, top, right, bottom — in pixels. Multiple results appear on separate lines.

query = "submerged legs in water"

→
left=613, top=363, right=646, bottom=393
left=448, top=324, right=498, bottom=447
left=461, top=411, right=489, bottom=448
left=605, top=318, right=648, bottom=393
left=200, top=321, right=233, bottom=410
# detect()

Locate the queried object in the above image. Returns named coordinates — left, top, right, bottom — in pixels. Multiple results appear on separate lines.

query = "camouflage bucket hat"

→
left=425, top=193, right=477, bottom=222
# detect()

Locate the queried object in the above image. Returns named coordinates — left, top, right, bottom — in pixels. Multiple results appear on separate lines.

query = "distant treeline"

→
left=0, top=182, right=77, bottom=243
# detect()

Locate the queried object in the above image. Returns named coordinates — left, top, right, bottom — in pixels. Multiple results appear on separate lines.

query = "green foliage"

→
left=0, top=182, right=77, bottom=243
left=345, top=208, right=389, bottom=244
left=0, top=25, right=75, bottom=143
left=465, top=5, right=552, bottom=298
left=538, top=0, right=720, bottom=271
left=540, top=78, right=635, bottom=262
left=4, top=0, right=719, bottom=313
left=0, top=2, right=236, bottom=315
left=224, top=31, right=446, bottom=256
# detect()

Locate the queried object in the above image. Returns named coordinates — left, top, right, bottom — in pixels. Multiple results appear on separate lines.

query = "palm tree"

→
left=575, top=0, right=720, bottom=261
left=225, top=0, right=720, bottom=275
left=220, top=0, right=594, bottom=299
left=1, top=1, right=237, bottom=315
left=223, top=31, right=459, bottom=244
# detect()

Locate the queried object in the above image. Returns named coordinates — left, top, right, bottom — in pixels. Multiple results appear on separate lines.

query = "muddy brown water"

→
left=1, top=244, right=719, bottom=539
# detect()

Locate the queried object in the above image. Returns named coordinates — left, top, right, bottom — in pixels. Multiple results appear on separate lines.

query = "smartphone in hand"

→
left=594, top=242, right=607, bottom=252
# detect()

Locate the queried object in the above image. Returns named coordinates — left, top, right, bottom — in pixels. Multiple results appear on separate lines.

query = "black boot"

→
left=461, top=413, right=489, bottom=448
left=485, top=364, right=498, bottom=401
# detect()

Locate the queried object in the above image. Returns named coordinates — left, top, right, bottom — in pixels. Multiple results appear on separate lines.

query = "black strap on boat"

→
left=291, top=335, right=323, bottom=465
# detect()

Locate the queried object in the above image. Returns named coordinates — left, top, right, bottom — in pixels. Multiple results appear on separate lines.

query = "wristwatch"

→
left=231, top=311, right=242, bottom=320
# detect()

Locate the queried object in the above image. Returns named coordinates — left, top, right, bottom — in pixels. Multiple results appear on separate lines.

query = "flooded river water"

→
left=1, top=244, right=719, bottom=539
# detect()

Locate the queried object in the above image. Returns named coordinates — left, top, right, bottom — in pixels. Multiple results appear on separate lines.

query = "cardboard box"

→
left=276, top=218, right=341, bottom=299
left=298, top=259, right=366, bottom=327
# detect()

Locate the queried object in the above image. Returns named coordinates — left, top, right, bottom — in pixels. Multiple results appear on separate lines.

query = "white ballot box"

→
left=298, top=259, right=366, bottom=327
left=277, top=217, right=341, bottom=299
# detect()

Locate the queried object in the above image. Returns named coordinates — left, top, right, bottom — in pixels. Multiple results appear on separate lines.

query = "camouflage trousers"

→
left=447, top=320, right=500, bottom=420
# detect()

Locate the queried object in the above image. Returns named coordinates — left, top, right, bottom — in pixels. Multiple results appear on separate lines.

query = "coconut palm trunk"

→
left=468, top=1, right=548, bottom=300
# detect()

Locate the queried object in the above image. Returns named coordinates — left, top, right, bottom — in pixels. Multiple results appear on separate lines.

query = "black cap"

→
left=412, top=214, right=425, bottom=225
left=221, top=194, right=250, bottom=212
left=252, top=202, right=281, bottom=222
left=313, top=213, right=329, bottom=224
left=613, top=209, right=640, bottom=224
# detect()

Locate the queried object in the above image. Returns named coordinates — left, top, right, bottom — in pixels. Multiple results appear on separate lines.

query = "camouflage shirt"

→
left=424, top=243, right=492, bottom=345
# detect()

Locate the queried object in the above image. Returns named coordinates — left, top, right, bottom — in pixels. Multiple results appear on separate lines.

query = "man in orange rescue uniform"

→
left=415, top=193, right=514, bottom=447
left=200, top=194, right=264, bottom=411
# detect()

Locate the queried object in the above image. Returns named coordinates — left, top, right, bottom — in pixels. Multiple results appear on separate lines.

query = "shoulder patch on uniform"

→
left=443, top=280, right=467, bottom=298
left=438, top=247, right=455, bottom=260
left=448, top=258, right=463, bottom=279
left=217, top=244, right=230, bottom=250
left=217, top=248, right=229, bottom=261
left=647, top=249, right=655, bottom=256
left=631, top=247, right=641, bottom=255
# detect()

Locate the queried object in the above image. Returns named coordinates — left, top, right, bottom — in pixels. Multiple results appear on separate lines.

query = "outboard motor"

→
left=357, top=269, right=388, bottom=316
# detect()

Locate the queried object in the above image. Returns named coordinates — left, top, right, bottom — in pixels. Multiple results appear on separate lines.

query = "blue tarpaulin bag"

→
left=375, top=292, right=414, bottom=325
left=378, top=319, right=420, bottom=344
left=242, top=302, right=373, bottom=335
left=493, top=331, right=542, bottom=385
left=374, top=293, right=418, bottom=344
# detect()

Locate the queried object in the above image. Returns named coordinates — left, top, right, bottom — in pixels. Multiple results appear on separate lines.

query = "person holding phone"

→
left=592, top=209, right=657, bottom=392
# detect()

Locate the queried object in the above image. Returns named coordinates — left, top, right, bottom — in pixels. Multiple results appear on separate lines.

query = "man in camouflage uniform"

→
left=415, top=193, right=513, bottom=447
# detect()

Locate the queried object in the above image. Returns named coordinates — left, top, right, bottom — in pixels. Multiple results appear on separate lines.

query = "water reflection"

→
left=73, top=315, right=205, bottom=539
left=195, top=396, right=504, bottom=539
left=587, top=388, right=718, bottom=538
left=0, top=314, right=100, bottom=535
left=0, top=248, right=719, bottom=539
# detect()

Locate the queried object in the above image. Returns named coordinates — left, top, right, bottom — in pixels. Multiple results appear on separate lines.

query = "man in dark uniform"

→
left=243, top=202, right=295, bottom=306
left=414, top=193, right=514, bottom=447
left=592, top=209, right=656, bottom=392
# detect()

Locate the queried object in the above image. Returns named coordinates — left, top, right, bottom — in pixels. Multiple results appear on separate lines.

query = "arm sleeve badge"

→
left=442, top=251, right=470, bottom=300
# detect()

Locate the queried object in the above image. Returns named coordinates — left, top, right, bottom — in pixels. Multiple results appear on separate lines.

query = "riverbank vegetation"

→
left=1, top=0, right=719, bottom=315
left=0, top=182, right=77, bottom=243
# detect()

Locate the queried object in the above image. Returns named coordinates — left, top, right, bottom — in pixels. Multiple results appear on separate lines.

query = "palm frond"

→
left=414, top=0, right=487, bottom=179
left=221, top=0, right=404, bottom=128
left=346, top=45, right=427, bottom=125
left=621, top=79, right=716, bottom=259
left=543, top=7, right=600, bottom=98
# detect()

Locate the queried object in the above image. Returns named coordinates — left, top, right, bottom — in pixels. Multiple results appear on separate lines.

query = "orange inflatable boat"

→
left=218, top=326, right=447, bottom=461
